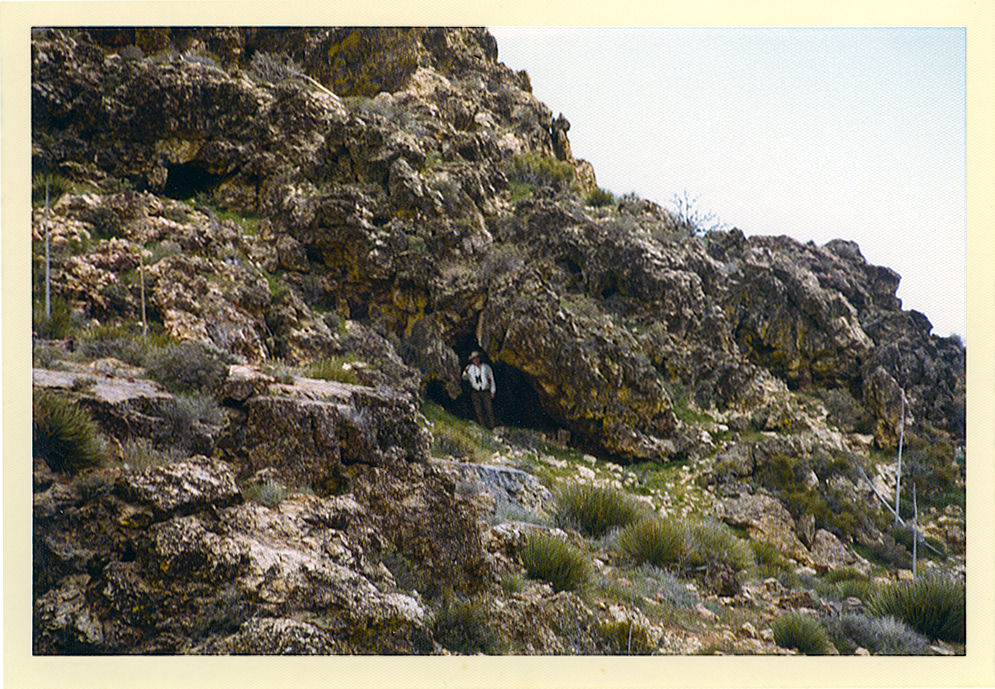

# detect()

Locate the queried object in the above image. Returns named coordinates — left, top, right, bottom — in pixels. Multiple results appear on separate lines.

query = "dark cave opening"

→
left=425, top=337, right=561, bottom=436
left=162, top=162, right=224, bottom=200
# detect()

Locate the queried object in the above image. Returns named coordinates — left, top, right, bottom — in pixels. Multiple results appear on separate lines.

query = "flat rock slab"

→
left=117, top=455, right=240, bottom=518
left=33, top=368, right=171, bottom=405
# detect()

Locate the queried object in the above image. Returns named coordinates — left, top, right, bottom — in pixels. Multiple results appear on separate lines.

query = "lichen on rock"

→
left=30, top=26, right=965, bottom=658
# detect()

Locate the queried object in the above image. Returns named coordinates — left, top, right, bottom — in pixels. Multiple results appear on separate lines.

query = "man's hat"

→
left=468, top=351, right=482, bottom=361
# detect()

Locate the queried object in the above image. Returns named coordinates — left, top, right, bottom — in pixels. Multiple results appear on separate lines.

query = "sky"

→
left=488, top=27, right=967, bottom=338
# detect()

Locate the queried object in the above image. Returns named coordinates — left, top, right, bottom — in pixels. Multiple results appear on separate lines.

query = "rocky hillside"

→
left=31, top=27, right=966, bottom=656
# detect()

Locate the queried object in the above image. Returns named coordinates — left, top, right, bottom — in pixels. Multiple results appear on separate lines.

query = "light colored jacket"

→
left=462, top=362, right=495, bottom=393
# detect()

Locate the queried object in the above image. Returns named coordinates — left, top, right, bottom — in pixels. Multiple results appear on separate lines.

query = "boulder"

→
left=438, top=459, right=553, bottom=523
left=808, top=529, right=865, bottom=574
left=117, top=455, right=240, bottom=519
left=33, top=478, right=441, bottom=654
left=713, top=491, right=810, bottom=563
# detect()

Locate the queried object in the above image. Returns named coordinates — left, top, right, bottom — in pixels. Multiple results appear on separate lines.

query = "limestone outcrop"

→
left=32, top=27, right=963, bottom=461
left=31, top=27, right=966, bottom=657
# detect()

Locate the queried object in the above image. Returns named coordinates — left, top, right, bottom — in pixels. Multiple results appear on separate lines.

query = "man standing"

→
left=462, top=350, right=496, bottom=429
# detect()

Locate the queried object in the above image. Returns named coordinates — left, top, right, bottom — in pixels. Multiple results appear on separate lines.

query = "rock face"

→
left=32, top=368, right=479, bottom=654
left=32, top=27, right=963, bottom=461
left=31, top=27, right=966, bottom=657
left=34, top=459, right=434, bottom=654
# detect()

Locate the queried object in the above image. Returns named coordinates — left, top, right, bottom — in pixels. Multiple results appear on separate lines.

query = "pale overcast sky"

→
left=489, top=27, right=967, bottom=338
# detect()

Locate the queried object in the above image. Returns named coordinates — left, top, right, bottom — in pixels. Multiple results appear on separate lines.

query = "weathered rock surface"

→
left=713, top=491, right=811, bottom=564
left=33, top=458, right=436, bottom=654
left=32, top=27, right=963, bottom=462
left=31, top=26, right=966, bottom=657
left=32, top=366, right=482, bottom=654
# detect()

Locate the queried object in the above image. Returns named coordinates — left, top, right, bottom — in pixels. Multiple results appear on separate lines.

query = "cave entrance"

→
left=425, top=338, right=560, bottom=436
left=162, top=162, right=224, bottom=200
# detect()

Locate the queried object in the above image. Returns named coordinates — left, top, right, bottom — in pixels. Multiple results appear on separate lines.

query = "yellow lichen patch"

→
left=326, top=30, right=360, bottom=62
left=156, top=136, right=205, bottom=166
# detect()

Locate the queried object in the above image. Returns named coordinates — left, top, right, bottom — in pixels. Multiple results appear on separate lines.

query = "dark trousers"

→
left=471, top=389, right=496, bottom=429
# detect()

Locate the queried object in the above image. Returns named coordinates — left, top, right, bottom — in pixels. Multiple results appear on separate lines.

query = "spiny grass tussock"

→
left=146, top=340, right=232, bottom=395
left=33, top=390, right=106, bottom=474
left=771, top=612, right=833, bottom=655
left=554, top=482, right=646, bottom=538
left=867, top=575, right=965, bottom=643
left=520, top=531, right=590, bottom=593
left=818, top=567, right=879, bottom=602
left=685, top=519, right=755, bottom=571
left=616, top=516, right=686, bottom=569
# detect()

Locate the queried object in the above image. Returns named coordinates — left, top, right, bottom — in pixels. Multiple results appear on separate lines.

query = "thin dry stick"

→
left=300, top=74, right=343, bottom=105
left=894, top=391, right=905, bottom=524
left=44, top=178, right=51, bottom=320
left=912, top=479, right=918, bottom=578
left=855, top=463, right=942, bottom=557
left=140, top=249, right=148, bottom=341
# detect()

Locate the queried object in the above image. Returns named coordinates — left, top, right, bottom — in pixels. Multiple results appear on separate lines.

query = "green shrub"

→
left=617, top=517, right=687, bottom=568
left=554, top=483, right=646, bottom=538
left=822, top=613, right=931, bottom=655
left=686, top=519, right=755, bottom=571
left=120, top=437, right=185, bottom=471
left=33, top=296, right=80, bottom=341
left=520, top=532, right=590, bottom=593
left=433, top=595, right=504, bottom=655
left=77, top=324, right=161, bottom=367
left=146, top=340, right=232, bottom=394
left=597, top=618, right=656, bottom=655
left=867, top=575, right=965, bottom=643
left=585, top=187, right=618, bottom=208
left=33, top=390, right=106, bottom=473
left=505, top=153, right=575, bottom=191
left=243, top=478, right=289, bottom=508
left=305, top=355, right=362, bottom=384
left=771, top=612, right=833, bottom=655
left=753, top=452, right=868, bottom=541
left=507, top=179, right=535, bottom=205
left=865, top=532, right=913, bottom=569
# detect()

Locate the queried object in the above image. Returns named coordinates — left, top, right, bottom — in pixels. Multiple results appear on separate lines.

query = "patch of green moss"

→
left=419, top=400, right=500, bottom=462
left=306, top=354, right=366, bottom=384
